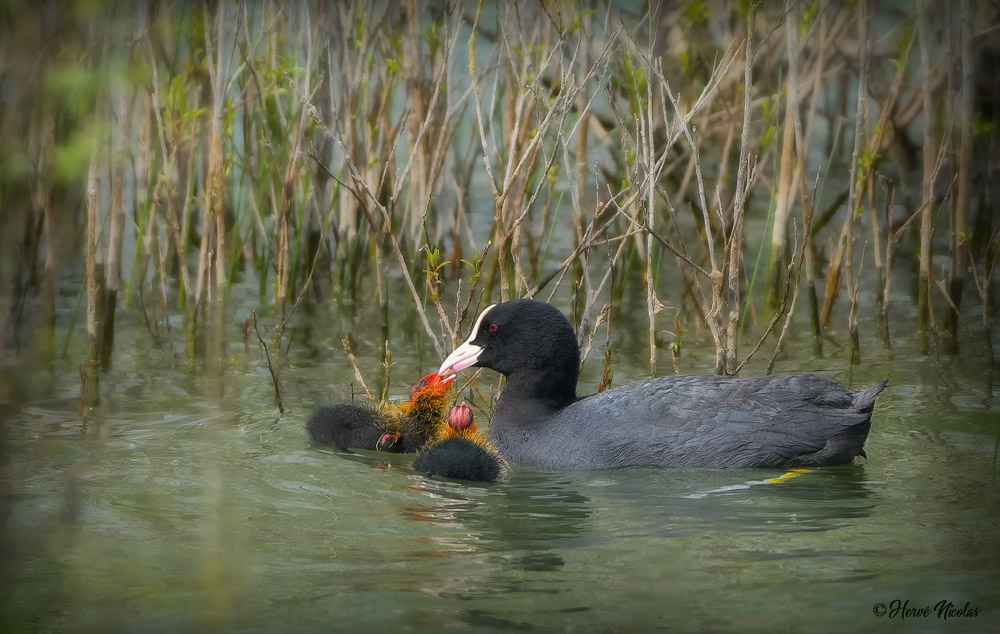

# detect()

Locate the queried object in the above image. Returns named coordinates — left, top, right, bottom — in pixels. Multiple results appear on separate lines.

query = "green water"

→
left=2, top=286, right=999, bottom=633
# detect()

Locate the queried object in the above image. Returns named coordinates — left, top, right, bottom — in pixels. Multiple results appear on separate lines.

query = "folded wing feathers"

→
left=600, top=374, right=883, bottom=468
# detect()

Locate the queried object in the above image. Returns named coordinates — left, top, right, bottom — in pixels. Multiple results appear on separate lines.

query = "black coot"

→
left=437, top=299, right=887, bottom=470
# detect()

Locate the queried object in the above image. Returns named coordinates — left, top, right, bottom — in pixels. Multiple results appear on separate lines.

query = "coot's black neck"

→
left=498, top=367, right=578, bottom=414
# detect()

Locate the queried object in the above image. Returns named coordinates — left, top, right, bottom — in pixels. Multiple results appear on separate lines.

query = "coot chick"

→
left=306, top=372, right=452, bottom=452
left=440, top=403, right=491, bottom=448
left=374, top=372, right=456, bottom=452
left=413, top=404, right=505, bottom=482
left=413, top=438, right=502, bottom=482
left=307, top=401, right=390, bottom=451
left=437, top=299, right=888, bottom=470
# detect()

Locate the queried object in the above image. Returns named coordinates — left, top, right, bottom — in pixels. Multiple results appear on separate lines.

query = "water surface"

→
left=2, top=289, right=998, bottom=633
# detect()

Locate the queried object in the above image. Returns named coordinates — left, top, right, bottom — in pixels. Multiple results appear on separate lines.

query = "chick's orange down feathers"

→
left=307, top=372, right=452, bottom=452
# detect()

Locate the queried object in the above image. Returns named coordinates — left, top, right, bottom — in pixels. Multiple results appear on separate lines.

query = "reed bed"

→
left=1, top=1, right=997, bottom=410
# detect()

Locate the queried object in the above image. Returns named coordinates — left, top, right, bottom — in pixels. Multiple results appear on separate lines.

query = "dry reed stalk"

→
left=821, top=4, right=913, bottom=330
left=102, top=88, right=134, bottom=368
left=319, top=110, right=444, bottom=358
left=848, top=241, right=868, bottom=365
left=965, top=226, right=1000, bottom=369
left=878, top=178, right=898, bottom=347
left=83, top=12, right=110, bottom=404
left=273, top=12, right=316, bottom=347
left=916, top=0, right=936, bottom=354
left=946, top=0, right=974, bottom=348
left=341, top=336, right=373, bottom=401
left=495, top=11, right=538, bottom=299
left=722, top=3, right=759, bottom=376
left=39, top=128, right=59, bottom=361
left=843, top=1, right=870, bottom=365
left=484, top=1, right=614, bottom=307
left=144, top=65, right=178, bottom=360
left=329, top=4, right=366, bottom=247
left=867, top=185, right=887, bottom=347
left=787, top=0, right=825, bottom=356
left=876, top=137, right=948, bottom=354
left=534, top=185, right=640, bottom=298
left=614, top=21, right=739, bottom=373
left=641, top=6, right=661, bottom=377
left=204, top=2, right=246, bottom=367
left=570, top=7, right=595, bottom=299
left=765, top=172, right=822, bottom=375
left=451, top=240, right=491, bottom=348
left=401, top=3, right=455, bottom=247
left=740, top=232, right=796, bottom=376
left=252, top=310, right=283, bottom=414
left=765, top=90, right=797, bottom=315
left=472, top=3, right=571, bottom=301
left=580, top=227, right=634, bottom=328
left=145, top=23, right=194, bottom=323
left=84, top=149, right=102, bottom=408
left=532, top=36, right=617, bottom=312
left=310, top=0, right=469, bottom=361
left=801, top=9, right=838, bottom=152
left=596, top=302, right=614, bottom=392
left=767, top=0, right=815, bottom=319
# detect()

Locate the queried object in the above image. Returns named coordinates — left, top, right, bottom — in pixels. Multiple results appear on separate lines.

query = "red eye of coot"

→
left=488, top=323, right=498, bottom=333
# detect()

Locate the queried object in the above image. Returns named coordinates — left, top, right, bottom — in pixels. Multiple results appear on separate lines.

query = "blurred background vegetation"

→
left=1, top=0, right=998, bottom=409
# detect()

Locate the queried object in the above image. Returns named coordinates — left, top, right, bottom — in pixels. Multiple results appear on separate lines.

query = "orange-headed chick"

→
left=440, top=403, right=490, bottom=448
left=413, top=403, right=505, bottom=482
left=307, top=372, right=452, bottom=453
left=375, top=372, right=453, bottom=452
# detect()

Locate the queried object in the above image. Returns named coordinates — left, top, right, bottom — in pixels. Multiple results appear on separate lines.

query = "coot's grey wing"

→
left=570, top=374, right=883, bottom=468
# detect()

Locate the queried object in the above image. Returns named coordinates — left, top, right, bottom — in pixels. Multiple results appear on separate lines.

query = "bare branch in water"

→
left=342, top=335, right=373, bottom=402
left=252, top=310, right=284, bottom=414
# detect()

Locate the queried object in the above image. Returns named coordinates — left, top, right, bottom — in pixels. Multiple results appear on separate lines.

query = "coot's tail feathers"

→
left=854, top=380, right=888, bottom=414
left=414, top=438, right=503, bottom=483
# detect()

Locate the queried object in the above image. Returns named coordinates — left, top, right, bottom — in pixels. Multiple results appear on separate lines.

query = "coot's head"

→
left=437, top=299, right=579, bottom=404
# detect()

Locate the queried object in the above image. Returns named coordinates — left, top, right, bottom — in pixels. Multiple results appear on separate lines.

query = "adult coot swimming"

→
left=437, top=299, right=887, bottom=470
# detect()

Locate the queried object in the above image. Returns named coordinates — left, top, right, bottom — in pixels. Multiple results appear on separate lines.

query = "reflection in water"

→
left=404, top=464, right=878, bottom=544
left=4, top=303, right=1000, bottom=632
left=383, top=462, right=890, bottom=629
left=402, top=471, right=594, bottom=585
left=406, top=471, right=592, bottom=544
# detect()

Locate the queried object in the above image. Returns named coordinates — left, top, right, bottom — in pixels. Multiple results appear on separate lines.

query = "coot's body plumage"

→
left=438, top=299, right=887, bottom=470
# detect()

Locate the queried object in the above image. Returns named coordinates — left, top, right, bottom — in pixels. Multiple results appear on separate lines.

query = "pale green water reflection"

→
left=2, top=292, right=999, bottom=632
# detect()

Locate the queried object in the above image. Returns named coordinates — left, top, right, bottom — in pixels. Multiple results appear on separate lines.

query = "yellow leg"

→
left=764, top=468, right=813, bottom=484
